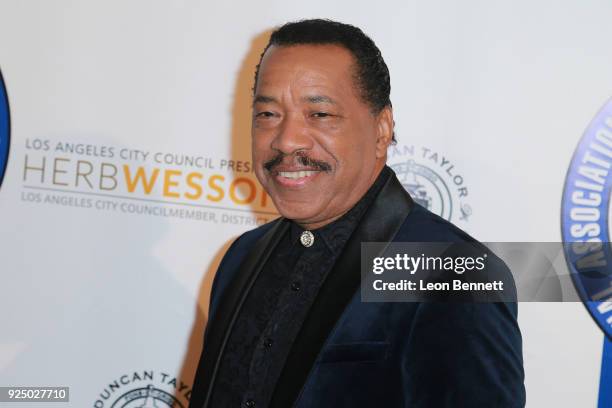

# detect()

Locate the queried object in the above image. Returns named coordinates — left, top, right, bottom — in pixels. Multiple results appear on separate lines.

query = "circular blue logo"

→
left=561, top=98, right=612, bottom=340
left=0, top=69, right=10, bottom=189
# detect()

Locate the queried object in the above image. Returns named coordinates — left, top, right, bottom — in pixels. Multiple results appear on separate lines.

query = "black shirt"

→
left=211, top=166, right=391, bottom=408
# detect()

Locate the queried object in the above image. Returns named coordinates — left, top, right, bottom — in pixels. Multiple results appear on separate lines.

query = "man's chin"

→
left=274, top=202, right=324, bottom=225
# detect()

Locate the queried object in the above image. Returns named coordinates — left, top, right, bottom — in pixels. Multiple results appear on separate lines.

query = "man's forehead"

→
left=255, top=44, right=357, bottom=97
left=261, top=43, right=354, bottom=64
left=261, top=45, right=355, bottom=80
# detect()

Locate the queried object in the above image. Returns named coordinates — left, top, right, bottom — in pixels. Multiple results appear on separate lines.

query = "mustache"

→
left=263, top=152, right=332, bottom=172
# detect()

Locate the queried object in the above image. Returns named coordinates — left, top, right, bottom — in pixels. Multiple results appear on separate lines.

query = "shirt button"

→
left=245, top=399, right=256, bottom=408
left=291, top=281, right=301, bottom=291
left=264, top=338, right=273, bottom=348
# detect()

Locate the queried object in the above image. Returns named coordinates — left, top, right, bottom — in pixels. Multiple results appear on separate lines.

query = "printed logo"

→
left=561, top=98, right=612, bottom=339
left=388, top=144, right=471, bottom=223
left=19, top=136, right=278, bottom=226
left=93, top=370, right=191, bottom=408
left=0, top=69, right=10, bottom=189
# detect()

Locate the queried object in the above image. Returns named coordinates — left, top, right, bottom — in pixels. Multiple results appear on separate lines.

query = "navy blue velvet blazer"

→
left=190, top=172, right=525, bottom=408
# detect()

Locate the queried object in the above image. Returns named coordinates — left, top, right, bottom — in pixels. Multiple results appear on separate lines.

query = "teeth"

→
left=278, top=170, right=318, bottom=179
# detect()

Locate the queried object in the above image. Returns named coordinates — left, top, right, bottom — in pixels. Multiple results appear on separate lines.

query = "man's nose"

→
left=270, top=113, right=313, bottom=155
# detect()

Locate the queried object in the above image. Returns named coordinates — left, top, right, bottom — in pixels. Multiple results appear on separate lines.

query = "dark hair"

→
left=254, top=19, right=396, bottom=142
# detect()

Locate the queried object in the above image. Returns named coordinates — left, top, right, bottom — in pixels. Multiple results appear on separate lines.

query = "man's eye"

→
left=312, top=112, right=331, bottom=118
left=255, top=111, right=275, bottom=118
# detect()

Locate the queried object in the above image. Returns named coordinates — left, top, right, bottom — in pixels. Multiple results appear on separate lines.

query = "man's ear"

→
left=375, top=106, right=393, bottom=158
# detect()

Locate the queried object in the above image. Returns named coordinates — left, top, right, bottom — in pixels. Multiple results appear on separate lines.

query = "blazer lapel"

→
left=269, top=172, right=414, bottom=408
left=194, top=217, right=289, bottom=408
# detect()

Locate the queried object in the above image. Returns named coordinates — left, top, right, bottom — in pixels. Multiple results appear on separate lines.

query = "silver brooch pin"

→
left=300, top=230, right=315, bottom=247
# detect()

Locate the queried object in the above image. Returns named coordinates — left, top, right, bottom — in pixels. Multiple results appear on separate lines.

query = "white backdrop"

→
left=0, top=1, right=610, bottom=406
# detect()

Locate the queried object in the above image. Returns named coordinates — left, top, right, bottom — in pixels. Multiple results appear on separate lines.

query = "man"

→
left=190, top=19, right=525, bottom=408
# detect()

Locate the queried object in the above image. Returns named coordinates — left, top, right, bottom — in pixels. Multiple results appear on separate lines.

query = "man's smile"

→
left=278, top=170, right=319, bottom=179
left=271, top=168, right=323, bottom=188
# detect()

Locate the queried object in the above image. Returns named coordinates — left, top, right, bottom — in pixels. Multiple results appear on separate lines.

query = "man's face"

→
left=252, top=44, right=391, bottom=229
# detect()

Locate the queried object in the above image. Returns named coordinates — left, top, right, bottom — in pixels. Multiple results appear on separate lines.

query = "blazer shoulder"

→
left=396, top=202, right=478, bottom=243
left=393, top=207, right=524, bottom=405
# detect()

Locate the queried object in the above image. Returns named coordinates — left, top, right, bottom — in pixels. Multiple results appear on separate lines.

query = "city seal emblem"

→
left=388, top=144, right=472, bottom=223
left=93, top=370, right=191, bottom=408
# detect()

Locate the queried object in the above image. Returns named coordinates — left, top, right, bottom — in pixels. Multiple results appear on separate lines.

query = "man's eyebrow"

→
left=302, top=95, right=336, bottom=105
left=253, top=95, right=277, bottom=105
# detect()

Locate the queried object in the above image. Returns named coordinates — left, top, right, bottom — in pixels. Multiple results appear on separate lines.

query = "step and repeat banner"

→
left=0, top=1, right=610, bottom=407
